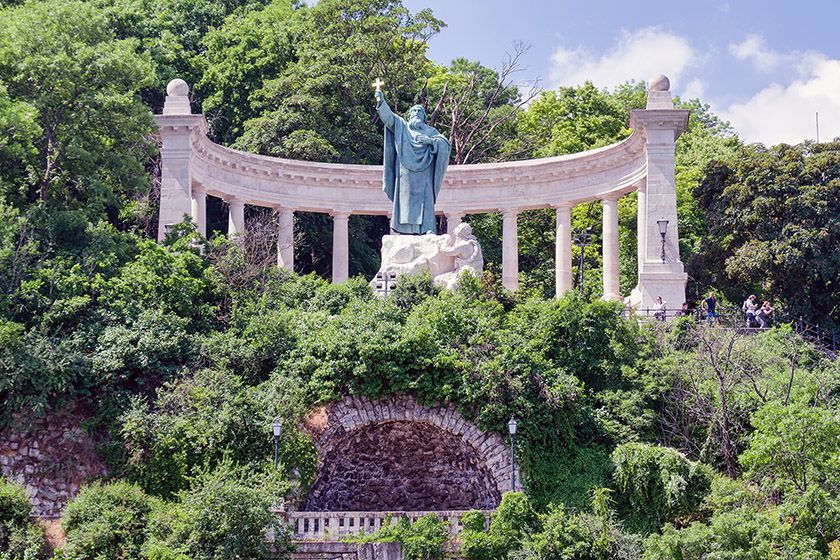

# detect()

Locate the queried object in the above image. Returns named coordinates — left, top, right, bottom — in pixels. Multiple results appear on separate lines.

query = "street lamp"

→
left=508, top=417, right=517, bottom=492
left=272, top=421, right=282, bottom=473
left=657, top=220, right=669, bottom=262
left=572, top=227, right=594, bottom=295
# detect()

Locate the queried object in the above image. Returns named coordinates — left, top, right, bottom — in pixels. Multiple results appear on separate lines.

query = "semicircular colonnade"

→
left=154, top=77, right=689, bottom=310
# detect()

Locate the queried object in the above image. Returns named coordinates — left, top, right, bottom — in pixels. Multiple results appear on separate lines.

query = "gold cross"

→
left=372, top=77, right=385, bottom=93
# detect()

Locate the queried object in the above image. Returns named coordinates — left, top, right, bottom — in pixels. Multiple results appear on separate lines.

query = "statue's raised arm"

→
left=375, top=84, right=450, bottom=235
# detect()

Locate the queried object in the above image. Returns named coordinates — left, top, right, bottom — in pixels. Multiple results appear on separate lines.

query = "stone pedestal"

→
left=372, top=227, right=484, bottom=292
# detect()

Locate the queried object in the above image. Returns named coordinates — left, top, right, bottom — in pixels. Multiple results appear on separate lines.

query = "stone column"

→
left=602, top=195, right=620, bottom=300
left=554, top=203, right=573, bottom=297
left=154, top=78, right=205, bottom=242
left=629, top=74, right=690, bottom=313
left=502, top=210, right=519, bottom=292
left=636, top=183, right=647, bottom=280
left=227, top=197, right=245, bottom=240
left=191, top=184, right=207, bottom=237
left=276, top=206, right=294, bottom=271
left=332, top=211, right=350, bottom=284
left=445, top=213, right=463, bottom=234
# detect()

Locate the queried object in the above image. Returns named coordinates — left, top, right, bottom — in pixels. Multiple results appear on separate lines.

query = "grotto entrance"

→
left=300, top=395, right=517, bottom=513
left=304, top=420, right=500, bottom=511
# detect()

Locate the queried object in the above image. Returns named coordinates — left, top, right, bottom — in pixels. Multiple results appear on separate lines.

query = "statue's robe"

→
left=378, top=100, right=451, bottom=234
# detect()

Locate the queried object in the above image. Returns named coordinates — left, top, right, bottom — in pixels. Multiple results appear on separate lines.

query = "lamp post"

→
left=272, top=421, right=282, bottom=473
left=508, top=416, right=517, bottom=492
left=572, top=227, right=594, bottom=295
left=657, top=220, right=669, bottom=262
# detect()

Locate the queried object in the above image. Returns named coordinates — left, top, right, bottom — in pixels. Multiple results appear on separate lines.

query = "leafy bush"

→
left=522, top=503, right=642, bottom=560
left=461, top=492, right=539, bottom=560
left=642, top=508, right=824, bottom=560
left=119, top=369, right=272, bottom=498
left=357, top=513, right=449, bottom=560
left=741, top=400, right=840, bottom=550
left=391, top=270, right=442, bottom=310
left=611, top=443, right=712, bottom=533
left=60, top=481, right=158, bottom=560
left=143, top=465, right=288, bottom=560
left=0, top=477, right=49, bottom=560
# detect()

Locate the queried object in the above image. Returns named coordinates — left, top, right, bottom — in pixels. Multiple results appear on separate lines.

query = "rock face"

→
left=0, top=410, right=107, bottom=517
left=304, top=420, right=500, bottom=511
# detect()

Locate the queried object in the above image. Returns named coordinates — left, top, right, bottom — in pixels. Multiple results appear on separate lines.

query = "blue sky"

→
left=401, top=0, right=840, bottom=146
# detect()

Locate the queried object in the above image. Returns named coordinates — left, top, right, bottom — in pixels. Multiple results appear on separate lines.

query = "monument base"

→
left=637, top=264, right=688, bottom=320
left=371, top=226, right=484, bottom=294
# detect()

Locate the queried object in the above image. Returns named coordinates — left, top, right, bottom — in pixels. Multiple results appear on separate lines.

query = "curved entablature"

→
left=186, top=120, right=648, bottom=214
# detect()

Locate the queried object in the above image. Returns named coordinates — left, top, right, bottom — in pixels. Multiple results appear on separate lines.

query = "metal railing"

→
left=275, top=510, right=493, bottom=541
left=634, top=306, right=771, bottom=328
left=787, top=315, right=838, bottom=356
left=632, top=307, right=837, bottom=357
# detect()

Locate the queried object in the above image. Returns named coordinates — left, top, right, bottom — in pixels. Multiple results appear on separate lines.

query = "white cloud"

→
left=729, top=34, right=784, bottom=72
left=548, top=27, right=697, bottom=90
left=682, top=78, right=706, bottom=101
left=720, top=54, right=840, bottom=145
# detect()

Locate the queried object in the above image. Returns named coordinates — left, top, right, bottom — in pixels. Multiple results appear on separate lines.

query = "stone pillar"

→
left=630, top=74, right=690, bottom=313
left=445, top=213, right=463, bottom=234
left=154, top=78, right=205, bottom=242
left=227, top=197, right=245, bottom=239
left=636, top=183, right=647, bottom=279
left=554, top=203, right=573, bottom=297
left=276, top=206, right=294, bottom=271
left=602, top=196, right=620, bottom=300
left=332, top=211, right=350, bottom=284
left=191, top=184, right=207, bottom=237
left=501, top=210, right=519, bottom=292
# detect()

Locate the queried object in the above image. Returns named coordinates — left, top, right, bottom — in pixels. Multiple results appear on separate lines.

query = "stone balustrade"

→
left=276, top=510, right=493, bottom=541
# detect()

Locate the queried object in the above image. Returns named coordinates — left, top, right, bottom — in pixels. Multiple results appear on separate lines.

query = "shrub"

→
left=0, top=477, right=49, bottom=560
left=461, top=492, right=539, bottom=560
left=60, top=481, right=158, bottom=560
left=611, top=443, right=712, bottom=533
left=143, top=465, right=288, bottom=560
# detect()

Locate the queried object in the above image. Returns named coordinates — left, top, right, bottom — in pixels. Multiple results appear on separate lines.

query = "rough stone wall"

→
left=302, top=395, right=520, bottom=512
left=304, top=421, right=499, bottom=511
left=0, top=410, right=107, bottom=517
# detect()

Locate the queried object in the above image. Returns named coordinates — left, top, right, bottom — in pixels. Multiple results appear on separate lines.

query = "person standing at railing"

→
left=653, top=296, right=667, bottom=321
left=756, top=301, right=775, bottom=328
left=743, top=295, right=759, bottom=328
left=702, top=291, right=721, bottom=324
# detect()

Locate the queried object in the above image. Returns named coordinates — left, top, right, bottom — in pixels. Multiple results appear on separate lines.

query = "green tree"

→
left=516, top=82, right=629, bottom=159
left=0, top=0, right=156, bottom=213
left=95, top=0, right=273, bottom=111
left=692, top=140, right=840, bottom=325
left=235, top=0, right=442, bottom=164
left=741, top=400, right=840, bottom=549
left=196, top=0, right=304, bottom=144
left=118, top=369, right=277, bottom=498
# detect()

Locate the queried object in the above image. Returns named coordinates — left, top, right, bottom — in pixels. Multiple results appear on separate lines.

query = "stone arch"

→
left=302, top=395, right=519, bottom=511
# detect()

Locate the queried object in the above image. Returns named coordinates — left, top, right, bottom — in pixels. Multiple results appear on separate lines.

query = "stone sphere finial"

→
left=167, top=78, right=189, bottom=97
left=648, top=74, right=670, bottom=92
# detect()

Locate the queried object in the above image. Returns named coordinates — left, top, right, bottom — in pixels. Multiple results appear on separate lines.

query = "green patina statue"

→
left=375, top=82, right=451, bottom=235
